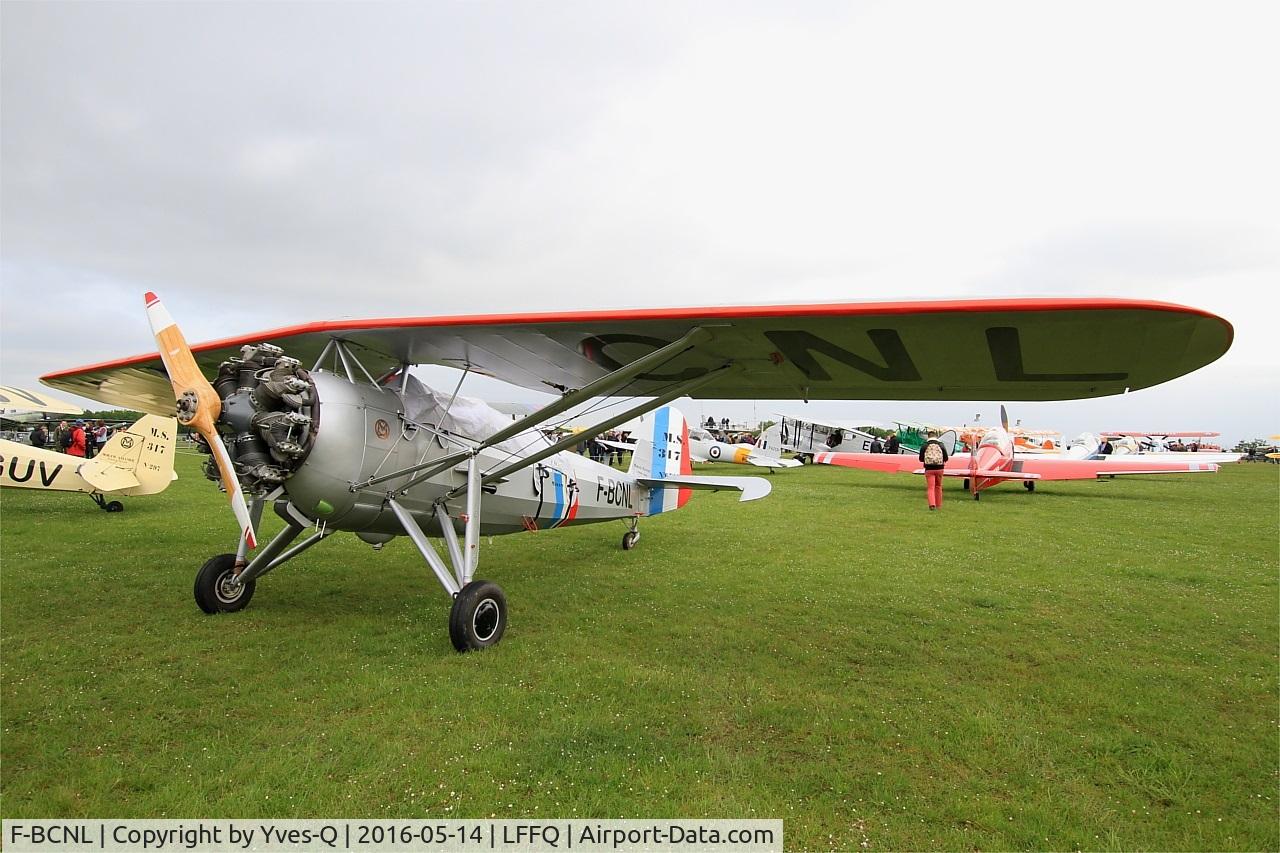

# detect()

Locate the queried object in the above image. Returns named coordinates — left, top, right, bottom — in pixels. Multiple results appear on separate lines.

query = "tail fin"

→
left=628, top=406, right=692, bottom=514
left=755, top=423, right=784, bottom=458
left=80, top=415, right=178, bottom=495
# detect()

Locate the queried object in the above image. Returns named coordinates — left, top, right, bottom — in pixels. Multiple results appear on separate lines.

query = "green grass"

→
left=2, top=453, right=1277, bottom=850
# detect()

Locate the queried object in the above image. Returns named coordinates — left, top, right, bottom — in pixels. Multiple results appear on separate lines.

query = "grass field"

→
left=2, top=452, right=1276, bottom=850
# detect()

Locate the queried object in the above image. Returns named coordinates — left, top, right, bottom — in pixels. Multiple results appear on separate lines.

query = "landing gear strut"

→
left=90, top=493, right=123, bottom=513
left=621, top=518, right=640, bottom=550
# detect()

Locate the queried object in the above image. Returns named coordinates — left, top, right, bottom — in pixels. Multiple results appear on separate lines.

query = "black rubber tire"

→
left=973, top=490, right=981, bottom=501
left=194, top=553, right=255, bottom=614
left=449, top=580, right=507, bottom=652
left=962, top=478, right=970, bottom=490
left=1024, top=480, right=1035, bottom=492
left=105, top=501, right=124, bottom=513
left=621, top=530, right=639, bottom=550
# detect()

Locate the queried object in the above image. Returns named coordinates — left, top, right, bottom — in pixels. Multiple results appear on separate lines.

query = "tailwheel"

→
left=194, top=553, right=256, bottom=614
left=449, top=580, right=507, bottom=652
left=1024, top=480, right=1035, bottom=492
left=91, top=493, right=124, bottom=513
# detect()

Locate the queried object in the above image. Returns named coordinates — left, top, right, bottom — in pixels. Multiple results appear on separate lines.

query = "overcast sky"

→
left=2, top=1, right=1276, bottom=443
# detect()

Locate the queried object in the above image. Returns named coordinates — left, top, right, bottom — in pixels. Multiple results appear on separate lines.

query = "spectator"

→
left=30, top=423, right=49, bottom=448
left=53, top=420, right=70, bottom=453
left=884, top=431, right=901, bottom=455
left=869, top=436, right=884, bottom=453
left=93, top=420, right=109, bottom=456
left=918, top=429, right=949, bottom=510
left=67, top=419, right=88, bottom=457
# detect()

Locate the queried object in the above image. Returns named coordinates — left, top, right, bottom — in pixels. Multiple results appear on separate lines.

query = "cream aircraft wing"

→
left=42, top=298, right=1232, bottom=413
left=0, top=385, right=85, bottom=415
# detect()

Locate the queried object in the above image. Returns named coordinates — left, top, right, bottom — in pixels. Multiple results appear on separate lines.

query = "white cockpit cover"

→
left=400, top=375, right=578, bottom=467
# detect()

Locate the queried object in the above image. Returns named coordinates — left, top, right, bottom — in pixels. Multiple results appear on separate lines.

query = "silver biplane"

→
left=41, top=295, right=1231, bottom=650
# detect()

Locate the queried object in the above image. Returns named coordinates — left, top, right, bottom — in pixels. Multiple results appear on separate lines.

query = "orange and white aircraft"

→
left=41, top=297, right=1232, bottom=648
left=815, top=407, right=1220, bottom=499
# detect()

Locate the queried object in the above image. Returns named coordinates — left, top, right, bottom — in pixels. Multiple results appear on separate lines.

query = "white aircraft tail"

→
left=80, top=415, right=178, bottom=495
left=629, top=407, right=771, bottom=512
left=755, top=423, right=785, bottom=458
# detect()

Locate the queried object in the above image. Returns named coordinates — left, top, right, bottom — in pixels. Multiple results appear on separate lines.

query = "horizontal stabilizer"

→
left=746, top=456, right=803, bottom=469
left=635, top=475, right=772, bottom=502
left=80, top=463, right=141, bottom=492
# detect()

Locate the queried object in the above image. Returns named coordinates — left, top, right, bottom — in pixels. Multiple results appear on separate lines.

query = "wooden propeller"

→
left=144, top=292, right=257, bottom=549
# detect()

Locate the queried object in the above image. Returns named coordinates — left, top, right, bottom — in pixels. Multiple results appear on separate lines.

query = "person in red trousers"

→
left=918, top=429, right=949, bottom=510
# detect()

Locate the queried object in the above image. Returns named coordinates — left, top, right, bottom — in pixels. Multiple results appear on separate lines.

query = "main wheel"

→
left=105, top=501, right=124, bottom=513
left=1023, top=480, right=1035, bottom=492
left=449, top=580, right=507, bottom=652
left=962, top=478, right=970, bottom=490
left=973, top=490, right=981, bottom=501
left=194, top=553, right=255, bottom=614
left=621, top=530, right=639, bottom=550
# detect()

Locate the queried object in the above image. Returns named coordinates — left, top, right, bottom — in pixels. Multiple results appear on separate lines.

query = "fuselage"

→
left=0, top=440, right=88, bottom=492
left=254, top=371, right=659, bottom=538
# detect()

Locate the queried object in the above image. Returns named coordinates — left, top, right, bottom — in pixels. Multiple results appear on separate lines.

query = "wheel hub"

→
left=215, top=571, right=244, bottom=604
left=472, top=598, right=500, bottom=642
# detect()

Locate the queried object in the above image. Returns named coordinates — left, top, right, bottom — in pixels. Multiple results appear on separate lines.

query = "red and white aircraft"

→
left=814, top=407, right=1221, bottom=499
left=40, top=297, right=1232, bottom=647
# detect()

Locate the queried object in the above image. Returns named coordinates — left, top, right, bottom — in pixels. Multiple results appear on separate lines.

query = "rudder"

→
left=627, top=406, right=692, bottom=514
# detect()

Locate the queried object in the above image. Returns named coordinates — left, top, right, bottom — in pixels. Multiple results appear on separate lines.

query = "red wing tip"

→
left=144, top=291, right=159, bottom=306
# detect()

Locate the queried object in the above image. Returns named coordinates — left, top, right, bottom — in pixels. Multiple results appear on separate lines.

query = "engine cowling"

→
left=210, top=343, right=441, bottom=533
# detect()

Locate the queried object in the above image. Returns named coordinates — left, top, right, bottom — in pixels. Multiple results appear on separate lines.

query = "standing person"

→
left=67, top=419, right=88, bottom=458
left=53, top=420, right=70, bottom=453
left=869, top=435, right=884, bottom=453
left=918, top=429, right=949, bottom=510
left=93, top=420, right=109, bottom=457
left=884, top=431, right=901, bottom=455
left=30, top=423, right=49, bottom=448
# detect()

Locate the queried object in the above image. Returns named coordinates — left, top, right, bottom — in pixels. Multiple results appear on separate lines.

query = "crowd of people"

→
left=27, top=418, right=113, bottom=458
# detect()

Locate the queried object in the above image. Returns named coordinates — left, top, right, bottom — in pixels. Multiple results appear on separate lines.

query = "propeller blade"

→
left=144, top=292, right=257, bottom=549
left=999, top=404, right=1009, bottom=431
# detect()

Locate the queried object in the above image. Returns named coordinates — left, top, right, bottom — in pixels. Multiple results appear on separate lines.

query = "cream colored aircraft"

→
left=0, top=384, right=84, bottom=422
left=0, top=413, right=178, bottom=512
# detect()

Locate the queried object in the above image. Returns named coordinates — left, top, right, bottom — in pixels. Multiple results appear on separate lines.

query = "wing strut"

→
left=355, top=326, right=719, bottom=496
left=450, top=363, right=733, bottom=498
left=480, top=325, right=711, bottom=450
